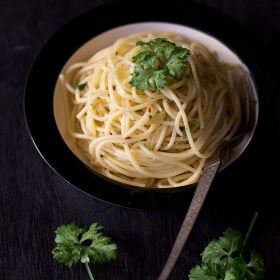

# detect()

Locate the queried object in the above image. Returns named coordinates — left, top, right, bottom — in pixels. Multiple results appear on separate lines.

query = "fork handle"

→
left=157, top=160, right=221, bottom=280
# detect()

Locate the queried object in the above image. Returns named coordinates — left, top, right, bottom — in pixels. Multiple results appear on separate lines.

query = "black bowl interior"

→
left=24, top=0, right=268, bottom=210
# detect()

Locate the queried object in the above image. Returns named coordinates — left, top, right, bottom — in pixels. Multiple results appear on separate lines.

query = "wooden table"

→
left=1, top=0, right=279, bottom=279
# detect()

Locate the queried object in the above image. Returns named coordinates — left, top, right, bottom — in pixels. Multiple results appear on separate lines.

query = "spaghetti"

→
left=59, top=32, right=244, bottom=188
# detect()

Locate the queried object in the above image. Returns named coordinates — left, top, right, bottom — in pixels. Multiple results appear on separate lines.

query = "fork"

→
left=157, top=72, right=257, bottom=280
left=157, top=137, right=238, bottom=280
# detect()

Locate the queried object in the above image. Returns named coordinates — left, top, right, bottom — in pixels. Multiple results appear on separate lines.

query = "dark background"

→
left=1, top=0, right=279, bottom=279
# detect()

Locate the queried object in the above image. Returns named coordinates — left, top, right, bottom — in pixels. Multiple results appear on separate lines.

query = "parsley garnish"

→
left=188, top=119, right=197, bottom=131
left=52, top=223, right=117, bottom=280
left=144, top=143, right=153, bottom=151
left=182, top=129, right=187, bottom=140
left=130, top=38, right=190, bottom=91
left=76, top=83, right=87, bottom=91
left=189, top=212, right=265, bottom=280
left=180, top=119, right=197, bottom=139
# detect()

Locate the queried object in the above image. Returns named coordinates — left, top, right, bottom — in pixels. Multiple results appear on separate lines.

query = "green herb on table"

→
left=188, top=212, right=265, bottom=280
left=76, top=82, right=87, bottom=91
left=130, top=38, right=190, bottom=91
left=52, top=223, right=118, bottom=280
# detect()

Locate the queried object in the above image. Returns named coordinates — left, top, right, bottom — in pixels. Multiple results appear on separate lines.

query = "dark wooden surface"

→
left=1, top=0, right=279, bottom=279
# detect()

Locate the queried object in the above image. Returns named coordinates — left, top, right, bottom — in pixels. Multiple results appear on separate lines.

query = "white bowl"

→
left=53, top=22, right=259, bottom=185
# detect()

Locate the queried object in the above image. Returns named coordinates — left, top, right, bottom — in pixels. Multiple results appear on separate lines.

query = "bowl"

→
left=24, top=1, right=261, bottom=210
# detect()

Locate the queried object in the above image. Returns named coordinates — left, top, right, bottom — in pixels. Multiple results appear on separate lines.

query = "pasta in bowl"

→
left=54, top=23, right=258, bottom=189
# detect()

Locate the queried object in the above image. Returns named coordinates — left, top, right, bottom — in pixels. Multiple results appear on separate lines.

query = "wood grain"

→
left=0, top=0, right=279, bottom=279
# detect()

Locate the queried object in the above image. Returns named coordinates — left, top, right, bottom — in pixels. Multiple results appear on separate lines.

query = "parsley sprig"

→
left=52, top=223, right=117, bottom=280
left=189, top=212, right=265, bottom=280
left=130, top=38, right=190, bottom=91
left=76, top=82, right=87, bottom=91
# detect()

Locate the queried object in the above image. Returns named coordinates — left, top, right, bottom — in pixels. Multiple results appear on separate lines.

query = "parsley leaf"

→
left=182, top=129, right=187, bottom=140
left=130, top=65, right=167, bottom=91
left=188, top=212, right=265, bottom=280
left=246, top=252, right=265, bottom=280
left=166, top=47, right=190, bottom=79
left=52, top=223, right=85, bottom=267
left=188, top=118, right=197, bottom=130
left=144, top=143, right=153, bottom=151
left=180, top=119, right=197, bottom=139
left=189, top=264, right=219, bottom=280
left=52, top=223, right=117, bottom=280
left=130, top=38, right=190, bottom=91
left=76, top=83, right=87, bottom=91
left=202, top=229, right=243, bottom=265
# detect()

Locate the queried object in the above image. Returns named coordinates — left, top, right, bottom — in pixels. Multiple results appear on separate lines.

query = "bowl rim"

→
left=24, top=0, right=265, bottom=210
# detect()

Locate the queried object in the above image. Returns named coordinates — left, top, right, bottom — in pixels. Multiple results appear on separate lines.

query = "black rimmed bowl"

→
left=24, top=0, right=264, bottom=210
